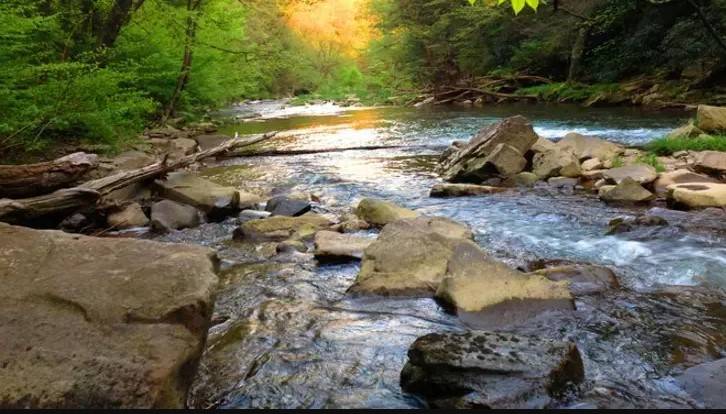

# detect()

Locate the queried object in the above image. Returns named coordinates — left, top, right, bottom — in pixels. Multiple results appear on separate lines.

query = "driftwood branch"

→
left=0, top=132, right=277, bottom=222
left=0, top=152, right=99, bottom=198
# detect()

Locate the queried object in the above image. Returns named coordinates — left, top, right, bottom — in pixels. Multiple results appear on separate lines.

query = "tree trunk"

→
left=0, top=152, right=99, bottom=198
left=162, top=0, right=202, bottom=123
left=568, top=26, right=589, bottom=82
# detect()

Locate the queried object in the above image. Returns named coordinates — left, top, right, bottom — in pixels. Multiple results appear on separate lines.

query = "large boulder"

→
left=557, top=133, right=623, bottom=161
left=675, top=358, right=726, bottom=409
left=530, top=137, right=558, bottom=154
left=107, top=202, right=149, bottom=229
left=668, top=183, right=726, bottom=209
left=155, top=172, right=254, bottom=216
left=150, top=200, right=201, bottom=232
left=695, top=104, right=726, bottom=133
left=233, top=214, right=333, bottom=241
left=354, top=198, right=418, bottom=227
left=430, top=183, right=506, bottom=198
left=438, top=116, right=538, bottom=182
left=532, top=148, right=582, bottom=179
left=598, top=178, right=655, bottom=204
left=654, top=169, right=718, bottom=194
left=313, top=230, right=373, bottom=263
left=434, top=242, right=573, bottom=328
left=349, top=217, right=473, bottom=296
left=0, top=223, right=218, bottom=408
left=265, top=195, right=311, bottom=217
left=400, top=332, right=585, bottom=409
left=692, top=151, right=726, bottom=177
left=603, top=164, right=658, bottom=185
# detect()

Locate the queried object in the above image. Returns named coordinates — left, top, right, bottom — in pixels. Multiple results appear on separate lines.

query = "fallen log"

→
left=0, top=132, right=277, bottom=223
left=0, top=152, right=99, bottom=198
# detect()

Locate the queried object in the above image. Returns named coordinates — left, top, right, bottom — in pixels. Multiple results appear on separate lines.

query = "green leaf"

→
left=511, top=0, right=526, bottom=14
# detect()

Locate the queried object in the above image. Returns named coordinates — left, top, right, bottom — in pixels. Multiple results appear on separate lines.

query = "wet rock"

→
left=151, top=200, right=201, bottom=232
left=314, top=230, right=373, bottom=263
left=503, top=171, right=539, bottom=187
left=548, top=176, right=579, bottom=190
left=606, top=215, right=668, bottom=235
left=330, top=213, right=371, bottom=233
left=238, top=209, right=272, bottom=222
left=354, top=198, right=418, bottom=227
left=692, top=151, right=726, bottom=177
left=0, top=223, right=218, bottom=408
left=400, top=331, right=584, bottom=409
left=695, top=104, right=726, bottom=133
left=155, top=172, right=244, bottom=216
left=603, top=165, right=658, bottom=185
left=668, top=183, right=726, bottom=209
left=666, top=123, right=705, bottom=139
left=265, top=196, right=311, bottom=217
left=349, top=216, right=473, bottom=296
left=233, top=214, right=333, bottom=242
left=654, top=169, right=718, bottom=195
left=107, top=202, right=149, bottom=229
left=557, top=133, right=623, bottom=161
left=438, top=116, right=538, bottom=182
left=581, top=158, right=603, bottom=171
left=112, top=150, right=156, bottom=171
left=434, top=242, right=572, bottom=327
left=530, top=264, right=620, bottom=296
left=598, top=178, right=655, bottom=204
left=276, top=239, right=308, bottom=254
left=430, top=183, right=506, bottom=197
left=59, top=213, right=90, bottom=232
left=675, top=358, right=726, bottom=409
left=195, top=134, right=231, bottom=151
left=532, top=148, right=581, bottom=179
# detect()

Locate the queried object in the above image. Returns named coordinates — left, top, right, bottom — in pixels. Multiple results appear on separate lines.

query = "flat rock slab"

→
left=151, top=199, right=201, bottom=232
left=668, top=183, right=726, bottom=209
left=654, top=169, right=718, bottom=194
left=233, top=214, right=333, bottom=242
left=693, top=151, right=726, bottom=177
left=557, top=133, right=623, bottom=161
left=430, top=183, right=506, bottom=198
left=401, top=331, right=584, bottom=409
left=0, top=223, right=218, bottom=408
left=603, top=165, right=657, bottom=185
left=155, top=172, right=245, bottom=215
left=599, top=178, right=655, bottom=204
left=265, top=196, right=311, bottom=217
left=314, top=230, right=373, bottom=263
left=675, top=358, right=726, bottom=409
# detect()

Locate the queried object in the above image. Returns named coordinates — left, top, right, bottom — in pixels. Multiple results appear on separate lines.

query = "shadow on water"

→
left=155, top=103, right=723, bottom=408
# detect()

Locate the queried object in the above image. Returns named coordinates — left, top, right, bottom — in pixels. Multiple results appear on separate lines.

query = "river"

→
left=156, top=101, right=726, bottom=408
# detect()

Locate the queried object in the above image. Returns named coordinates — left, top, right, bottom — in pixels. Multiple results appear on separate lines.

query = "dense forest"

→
left=2, top=0, right=725, bottom=156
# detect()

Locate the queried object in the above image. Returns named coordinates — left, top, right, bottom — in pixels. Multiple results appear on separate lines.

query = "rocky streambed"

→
left=2, top=102, right=725, bottom=409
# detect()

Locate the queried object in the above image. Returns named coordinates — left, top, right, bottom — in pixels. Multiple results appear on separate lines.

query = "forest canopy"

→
left=1, top=0, right=725, bottom=157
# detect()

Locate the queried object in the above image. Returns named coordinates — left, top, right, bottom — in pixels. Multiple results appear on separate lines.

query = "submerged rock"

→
left=314, top=230, right=373, bottom=263
left=0, top=223, right=218, bottom=408
left=151, top=200, right=201, bottom=232
left=349, top=216, right=473, bottom=296
left=606, top=215, right=668, bottom=235
left=503, top=171, right=540, bottom=187
left=675, top=358, right=726, bottom=409
left=400, top=331, right=585, bottom=409
left=438, top=116, right=538, bottom=182
left=530, top=264, right=620, bottom=296
left=668, top=183, right=726, bottom=209
left=599, top=177, right=655, bottom=204
left=695, top=104, right=726, bottom=133
left=354, top=198, right=418, bottom=227
left=233, top=214, right=333, bottom=241
left=429, top=183, right=506, bottom=198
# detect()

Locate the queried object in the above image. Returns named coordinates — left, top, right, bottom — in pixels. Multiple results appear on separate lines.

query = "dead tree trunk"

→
left=162, top=0, right=202, bottom=123
left=568, top=26, right=589, bottom=82
left=0, top=152, right=99, bottom=198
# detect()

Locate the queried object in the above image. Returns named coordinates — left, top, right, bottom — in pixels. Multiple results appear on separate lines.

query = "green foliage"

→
left=611, top=155, right=625, bottom=168
left=518, top=82, right=620, bottom=102
left=635, top=153, right=665, bottom=173
left=646, top=135, right=726, bottom=155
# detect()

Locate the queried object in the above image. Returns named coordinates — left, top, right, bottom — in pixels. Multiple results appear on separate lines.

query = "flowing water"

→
left=156, top=102, right=725, bottom=408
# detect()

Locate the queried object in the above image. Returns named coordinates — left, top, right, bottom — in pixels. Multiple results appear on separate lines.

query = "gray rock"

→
left=533, top=148, right=581, bottom=179
left=0, top=223, right=218, bottom=408
left=354, top=198, right=418, bottom=227
left=400, top=331, right=585, bottom=409
left=265, top=196, right=312, bottom=217
left=233, top=214, right=333, bottom=242
left=557, top=133, right=623, bottom=161
left=675, top=358, right=726, bottom=409
left=314, top=230, right=373, bottom=263
left=112, top=151, right=156, bottom=171
left=598, top=178, right=655, bottom=204
left=155, top=172, right=246, bottom=216
left=530, top=264, right=620, bottom=296
left=603, top=165, right=658, bottom=185
left=693, top=151, right=726, bottom=177
left=195, top=134, right=231, bottom=151
left=548, top=176, right=579, bottom=189
left=151, top=200, right=201, bottom=232
left=107, top=202, right=149, bottom=229
left=430, top=183, right=506, bottom=198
